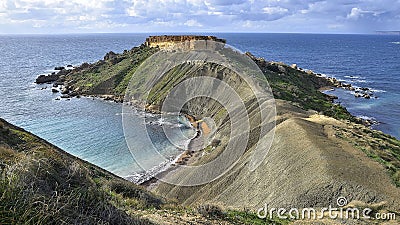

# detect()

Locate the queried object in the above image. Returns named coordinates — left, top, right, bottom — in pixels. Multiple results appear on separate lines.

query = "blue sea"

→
left=0, top=33, right=399, bottom=178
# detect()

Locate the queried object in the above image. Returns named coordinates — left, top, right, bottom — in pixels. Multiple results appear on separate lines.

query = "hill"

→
left=34, top=36, right=400, bottom=223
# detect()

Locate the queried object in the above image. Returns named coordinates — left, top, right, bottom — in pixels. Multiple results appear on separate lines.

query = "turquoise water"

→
left=0, top=34, right=195, bottom=179
left=0, top=33, right=399, bottom=179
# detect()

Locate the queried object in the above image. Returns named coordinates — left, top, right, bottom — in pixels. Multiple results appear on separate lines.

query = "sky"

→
left=0, top=0, right=399, bottom=34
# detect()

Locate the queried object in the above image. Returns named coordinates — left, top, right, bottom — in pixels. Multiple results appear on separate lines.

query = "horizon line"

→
left=0, top=31, right=387, bottom=36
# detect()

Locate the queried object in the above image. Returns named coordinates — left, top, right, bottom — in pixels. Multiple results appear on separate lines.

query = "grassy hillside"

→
left=0, top=118, right=163, bottom=224
left=63, top=44, right=354, bottom=122
left=262, top=62, right=354, bottom=121
left=0, top=118, right=291, bottom=224
left=63, top=45, right=158, bottom=101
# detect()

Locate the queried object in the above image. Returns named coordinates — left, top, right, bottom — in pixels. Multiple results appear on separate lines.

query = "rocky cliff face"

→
left=145, top=35, right=226, bottom=49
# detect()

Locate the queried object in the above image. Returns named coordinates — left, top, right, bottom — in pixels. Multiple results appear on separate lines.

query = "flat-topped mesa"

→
left=144, top=35, right=226, bottom=50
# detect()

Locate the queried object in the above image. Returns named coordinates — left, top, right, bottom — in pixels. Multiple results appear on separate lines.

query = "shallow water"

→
left=0, top=34, right=195, bottom=178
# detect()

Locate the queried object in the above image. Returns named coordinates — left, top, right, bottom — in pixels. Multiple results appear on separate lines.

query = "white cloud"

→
left=262, top=6, right=288, bottom=15
left=347, top=7, right=383, bottom=20
left=184, top=19, right=203, bottom=27
left=347, top=7, right=364, bottom=19
left=0, top=0, right=399, bottom=33
left=79, top=15, right=98, bottom=21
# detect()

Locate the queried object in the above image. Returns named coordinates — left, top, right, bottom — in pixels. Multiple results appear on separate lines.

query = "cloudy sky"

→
left=0, top=0, right=399, bottom=34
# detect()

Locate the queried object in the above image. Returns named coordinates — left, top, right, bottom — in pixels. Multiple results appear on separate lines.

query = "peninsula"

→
left=10, top=35, right=400, bottom=223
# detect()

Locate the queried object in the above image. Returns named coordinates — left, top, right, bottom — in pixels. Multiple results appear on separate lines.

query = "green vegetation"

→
left=68, top=45, right=354, bottom=123
left=0, top=118, right=160, bottom=224
left=146, top=63, right=194, bottom=106
left=334, top=124, right=400, bottom=187
left=195, top=204, right=290, bottom=225
left=67, top=45, right=158, bottom=98
left=262, top=63, right=354, bottom=121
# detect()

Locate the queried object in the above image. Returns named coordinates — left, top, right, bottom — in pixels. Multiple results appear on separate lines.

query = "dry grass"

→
left=1, top=118, right=287, bottom=225
left=0, top=118, right=158, bottom=224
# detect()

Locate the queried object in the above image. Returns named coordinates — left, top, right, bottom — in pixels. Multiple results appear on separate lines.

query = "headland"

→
left=30, top=35, right=400, bottom=223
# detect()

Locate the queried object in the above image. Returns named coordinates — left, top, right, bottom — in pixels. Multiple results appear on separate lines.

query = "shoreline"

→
left=267, top=61, right=381, bottom=126
left=140, top=115, right=210, bottom=188
left=125, top=111, right=201, bottom=185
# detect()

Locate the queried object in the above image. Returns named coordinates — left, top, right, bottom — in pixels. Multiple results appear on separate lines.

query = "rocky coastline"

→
left=36, top=47, right=380, bottom=128
left=28, top=37, right=400, bottom=218
left=38, top=51, right=376, bottom=101
left=35, top=67, right=125, bottom=102
left=245, top=52, right=377, bottom=100
left=34, top=37, right=382, bottom=130
left=35, top=44, right=159, bottom=103
left=242, top=52, right=379, bottom=127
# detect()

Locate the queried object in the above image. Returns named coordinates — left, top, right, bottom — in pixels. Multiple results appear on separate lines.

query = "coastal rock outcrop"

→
left=35, top=74, right=60, bottom=84
left=145, top=35, right=226, bottom=50
left=245, top=52, right=267, bottom=67
left=266, top=61, right=376, bottom=100
left=61, top=87, right=69, bottom=95
left=143, top=35, right=226, bottom=52
left=104, top=51, right=117, bottom=61
left=54, top=66, right=65, bottom=70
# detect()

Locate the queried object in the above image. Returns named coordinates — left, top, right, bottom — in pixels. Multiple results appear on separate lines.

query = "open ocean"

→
left=0, top=33, right=399, bottom=178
